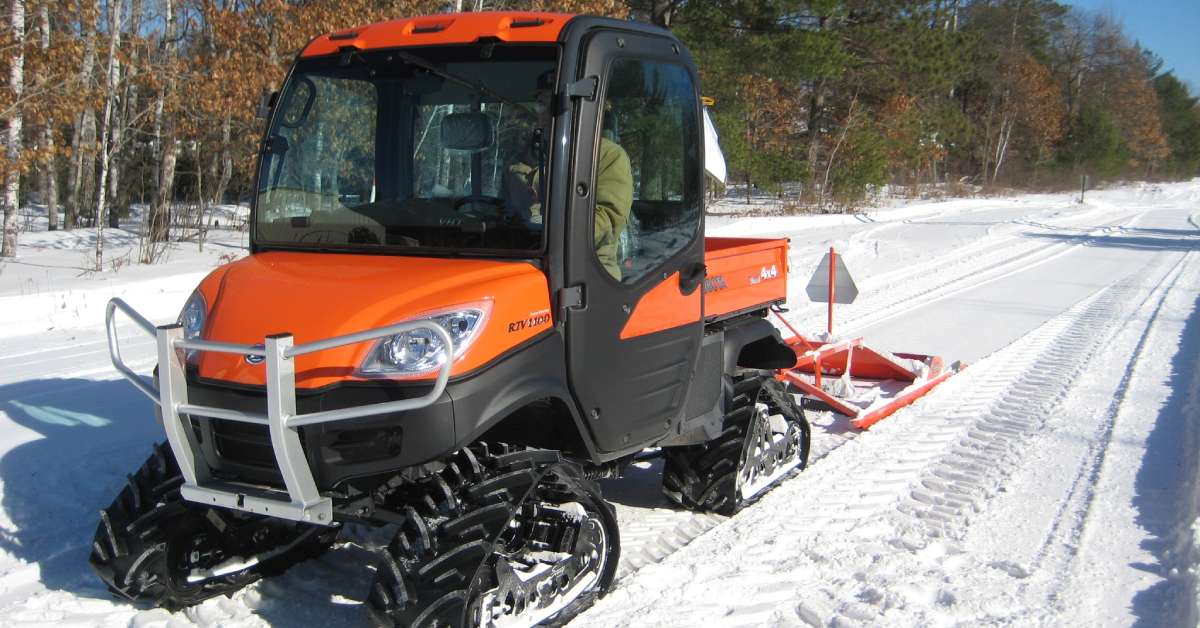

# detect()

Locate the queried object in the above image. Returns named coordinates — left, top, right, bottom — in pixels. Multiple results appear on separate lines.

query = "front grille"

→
left=182, top=378, right=284, bottom=472
left=184, top=373, right=440, bottom=489
left=211, top=420, right=278, bottom=469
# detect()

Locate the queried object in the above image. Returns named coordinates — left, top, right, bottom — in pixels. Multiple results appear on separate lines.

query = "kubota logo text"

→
left=703, top=276, right=728, bottom=293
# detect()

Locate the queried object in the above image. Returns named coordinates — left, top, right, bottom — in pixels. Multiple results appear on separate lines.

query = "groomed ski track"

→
left=0, top=183, right=1196, bottom=625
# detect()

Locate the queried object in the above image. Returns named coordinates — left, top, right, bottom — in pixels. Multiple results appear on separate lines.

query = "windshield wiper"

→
left=391, top=49, right=540, bottom=116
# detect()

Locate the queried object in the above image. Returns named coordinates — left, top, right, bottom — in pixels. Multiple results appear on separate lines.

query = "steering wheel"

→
left=453, top=195, right=505, bottom=216
left=297, top=229, right=352, bottom=243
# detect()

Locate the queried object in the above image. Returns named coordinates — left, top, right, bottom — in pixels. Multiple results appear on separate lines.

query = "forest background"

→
left=1, top=0, right=1198, bottom=263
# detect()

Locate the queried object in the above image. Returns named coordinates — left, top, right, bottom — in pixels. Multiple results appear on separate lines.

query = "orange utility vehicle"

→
left=92, top=12, right=813, bottom=626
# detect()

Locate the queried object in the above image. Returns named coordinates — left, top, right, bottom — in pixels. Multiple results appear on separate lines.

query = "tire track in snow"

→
left=895, top=250, right=1189, bottom=545
left=815, top=251, right=1193, bottom=625
left=783, top=207, right=1137, bottom=335
left=1032, top=251, right=1195, bottom=615
left=603, top=405, right=862, bottom=581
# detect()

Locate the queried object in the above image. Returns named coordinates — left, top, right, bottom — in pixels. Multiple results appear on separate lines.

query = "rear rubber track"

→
left=661, top=374, right=810, bottom=515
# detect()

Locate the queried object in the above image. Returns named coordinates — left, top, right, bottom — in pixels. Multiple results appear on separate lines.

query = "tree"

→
left=1057, top=104, right=1126, bottom=178
left=1111, top=74, right=1168, bottom=175
left=34, top=0, right=56, bottom=231
left=1, top=0, right=25, bottom=257
left=64, top=0, right=98, bottom=230
left=990, top=53, right=1063, bottom=182
left=1155, top=72, right=1200, bottom=178
left=92, top=0, right=121, bottom=269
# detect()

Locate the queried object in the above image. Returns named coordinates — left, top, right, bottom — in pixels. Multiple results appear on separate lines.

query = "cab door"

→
left=563, top=29, right=706, bottom=455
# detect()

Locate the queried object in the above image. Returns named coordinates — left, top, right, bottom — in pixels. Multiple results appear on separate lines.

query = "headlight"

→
left=178, top=291, right=207, bottom=361
left=359, top=302, right=490, bottom=377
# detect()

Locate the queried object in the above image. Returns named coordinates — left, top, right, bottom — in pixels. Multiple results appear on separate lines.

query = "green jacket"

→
left=592, top=138, right=634, bottom=280
left=509, top=138, right=633, bottom=280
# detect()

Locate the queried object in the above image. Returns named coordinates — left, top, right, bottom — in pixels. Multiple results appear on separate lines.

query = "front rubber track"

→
left=88, top=442, right=338, bottom=611
left=367, top=444, right=620, bottom=627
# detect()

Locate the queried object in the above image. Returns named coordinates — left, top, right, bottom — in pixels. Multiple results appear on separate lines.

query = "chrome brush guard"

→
left=105, top=298, right=453, bottom=525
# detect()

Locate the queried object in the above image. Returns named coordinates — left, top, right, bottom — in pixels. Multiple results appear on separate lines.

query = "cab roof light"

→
left=412, top=23, right=447, bottom=34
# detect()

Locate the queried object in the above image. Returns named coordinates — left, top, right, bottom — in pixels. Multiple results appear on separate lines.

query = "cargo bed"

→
left=702, top=237, right=789, bottom=322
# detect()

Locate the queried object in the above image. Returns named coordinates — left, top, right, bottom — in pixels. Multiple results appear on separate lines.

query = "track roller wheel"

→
left=662, top=374, right=810, bottom=515
left=88, top=443, right=339, bottom=611
left=367, top=444, right=620, bottom=627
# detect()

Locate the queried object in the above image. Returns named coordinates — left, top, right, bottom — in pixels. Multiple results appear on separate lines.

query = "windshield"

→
left=254, top=45, right=557, bottom=255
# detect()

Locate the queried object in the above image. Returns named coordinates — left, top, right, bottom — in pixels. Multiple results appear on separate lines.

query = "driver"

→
left=506, top=72, right=633, bottom=280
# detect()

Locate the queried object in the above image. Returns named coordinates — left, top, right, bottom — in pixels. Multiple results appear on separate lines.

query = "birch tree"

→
left=93, top=0, right=121, bottom=269
left=147, top=0, right=177, bottom=249
left=0, top=0, right=25, bottom=257
left=64, top=0, right=97, bottom=230
left=37, top=0, right=55, bottom=231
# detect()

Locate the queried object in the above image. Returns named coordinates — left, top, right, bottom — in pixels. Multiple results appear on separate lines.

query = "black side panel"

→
left=685, top=332, right=723, bottom=421
left=447, top=332, right=587, bottom=453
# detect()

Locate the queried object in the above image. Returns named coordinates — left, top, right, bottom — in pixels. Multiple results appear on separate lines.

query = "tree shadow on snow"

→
left=0, top=378, right=162, bottom=601
left=0, top=377, right=376, bottom=624
left=1022, top=227, right=1200, bottom=253
left=1129, top=292, right=1200, bottom=627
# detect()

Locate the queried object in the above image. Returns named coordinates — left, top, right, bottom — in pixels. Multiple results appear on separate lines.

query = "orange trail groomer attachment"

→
left=771, top=287, right=964, bottom=431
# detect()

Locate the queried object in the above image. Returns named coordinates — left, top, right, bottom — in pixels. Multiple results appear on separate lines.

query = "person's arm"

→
left=504, top=162, right=542, bottom=224
left=593, top=139, right=634, bottom=278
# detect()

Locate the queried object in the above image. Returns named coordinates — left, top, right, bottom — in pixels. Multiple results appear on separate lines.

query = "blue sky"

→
left=1062, top=0, right=1200, bottom=92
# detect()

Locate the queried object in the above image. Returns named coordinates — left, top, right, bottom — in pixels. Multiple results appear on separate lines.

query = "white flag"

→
left=703, top=108, right=727, bottom=184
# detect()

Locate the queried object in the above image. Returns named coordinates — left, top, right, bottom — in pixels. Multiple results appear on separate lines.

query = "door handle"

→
left=678, top=262, right=706, bottom=295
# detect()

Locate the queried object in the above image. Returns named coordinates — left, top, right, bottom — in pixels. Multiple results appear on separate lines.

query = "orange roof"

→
left=301, top=11, right=573, bottom=58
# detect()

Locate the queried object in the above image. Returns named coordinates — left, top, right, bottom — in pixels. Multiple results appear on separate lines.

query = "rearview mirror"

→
left=440, top=112, right=494, bottom=152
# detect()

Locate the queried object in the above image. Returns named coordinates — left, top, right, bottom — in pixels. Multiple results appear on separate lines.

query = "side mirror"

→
left=256, top=90, right=279, bottom=120
left=440, top=112, right=494, bottom=152
left=278, top=78, right=316, bottom=128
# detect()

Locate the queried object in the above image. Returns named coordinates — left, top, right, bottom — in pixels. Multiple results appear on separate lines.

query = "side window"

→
left=595, top=59, right=700, bottom=283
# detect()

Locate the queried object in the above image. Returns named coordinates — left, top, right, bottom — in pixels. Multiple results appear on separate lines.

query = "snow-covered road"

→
left=0, top=183, right=1196, bottom=626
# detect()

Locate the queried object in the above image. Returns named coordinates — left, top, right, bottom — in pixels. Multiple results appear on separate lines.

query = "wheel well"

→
left=721, top=316, right=797, bottom=373
left=476, top=397, right=589, bottom=457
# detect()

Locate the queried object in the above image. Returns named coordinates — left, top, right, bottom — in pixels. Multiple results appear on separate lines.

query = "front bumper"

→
left=107, top=298, right=454, bottom=525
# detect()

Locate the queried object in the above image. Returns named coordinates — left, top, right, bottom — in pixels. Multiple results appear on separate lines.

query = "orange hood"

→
left=195, top=252, right=552, bottom=388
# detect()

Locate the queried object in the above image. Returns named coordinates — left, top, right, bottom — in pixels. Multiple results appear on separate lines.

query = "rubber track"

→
left=366, top=444, right=616, bottom=627
left=661, top=376, right=809, bottom=515
left=88, top=442, right=336, bottom=611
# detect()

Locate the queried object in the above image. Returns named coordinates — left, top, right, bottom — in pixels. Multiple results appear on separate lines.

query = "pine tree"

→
left=1154, top=73, right=1200, bottom=178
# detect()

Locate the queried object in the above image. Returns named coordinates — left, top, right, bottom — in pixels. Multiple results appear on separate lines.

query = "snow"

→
left=0, top=182, right=1198, bottom=626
